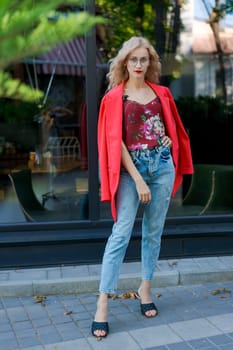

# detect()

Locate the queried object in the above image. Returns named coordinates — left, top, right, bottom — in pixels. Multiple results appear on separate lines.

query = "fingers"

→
left=161, top=136, right=172, bottom=148
left=139, top=191, right=151, bottom=203
left=135, top=179, right=151, bottom=203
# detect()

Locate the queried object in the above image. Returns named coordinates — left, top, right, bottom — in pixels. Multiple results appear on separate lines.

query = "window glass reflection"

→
left=0, top=74, right=89, bottom=223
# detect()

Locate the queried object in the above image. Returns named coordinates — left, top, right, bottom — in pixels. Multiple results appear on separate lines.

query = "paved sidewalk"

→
left=1, top=256, right=233, bottom=297
left=0, top=256, right=233, bottom=349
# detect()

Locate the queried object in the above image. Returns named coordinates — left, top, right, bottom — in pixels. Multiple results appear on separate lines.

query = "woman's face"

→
left=125, top=47, right=150, bottom=79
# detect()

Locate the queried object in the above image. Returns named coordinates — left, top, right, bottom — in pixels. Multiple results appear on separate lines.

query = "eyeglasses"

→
left=128, top=56, right=149, bottom=66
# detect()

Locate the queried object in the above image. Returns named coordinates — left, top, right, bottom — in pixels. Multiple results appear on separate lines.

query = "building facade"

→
left=0, top=0, right=232, bottom=268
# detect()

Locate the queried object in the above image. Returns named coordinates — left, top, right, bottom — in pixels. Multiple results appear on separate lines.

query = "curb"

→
left=1, top=267, right=233, bottom=297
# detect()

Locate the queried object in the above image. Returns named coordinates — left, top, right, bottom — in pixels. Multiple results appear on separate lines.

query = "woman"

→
left=92, top=36, right=193, bottom=338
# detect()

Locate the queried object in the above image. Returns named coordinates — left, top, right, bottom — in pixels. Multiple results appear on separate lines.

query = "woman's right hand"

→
left=121, top=141, right=151, bottom=203
left=135, top=178, right=151, bottom=203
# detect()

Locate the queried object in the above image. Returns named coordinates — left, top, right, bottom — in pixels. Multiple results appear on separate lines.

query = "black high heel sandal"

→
left=91, top=321, right=109, bottom=338
left=140, top=302, right=158, bottom=318
left=138, top=288, right=158, bottom=318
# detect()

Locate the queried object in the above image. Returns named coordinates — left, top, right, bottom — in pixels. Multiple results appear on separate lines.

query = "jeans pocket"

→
left=160, top=147, right=171, bottom=161
left=131, top=153, right=141, bottom=167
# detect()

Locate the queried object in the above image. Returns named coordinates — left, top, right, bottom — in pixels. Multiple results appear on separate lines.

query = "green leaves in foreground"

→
left=0, top=0, right=105, bottom=101
left=0, top=71, right=43, bottom=102
left=0, top=11, right=104, bottom=70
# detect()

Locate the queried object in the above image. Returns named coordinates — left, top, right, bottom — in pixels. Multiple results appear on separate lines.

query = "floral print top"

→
left=123, top=96, right=165, bottom=151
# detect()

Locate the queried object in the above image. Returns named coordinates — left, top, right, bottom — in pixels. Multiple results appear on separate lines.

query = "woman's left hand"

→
left=161, top=136, right=172, bottom=148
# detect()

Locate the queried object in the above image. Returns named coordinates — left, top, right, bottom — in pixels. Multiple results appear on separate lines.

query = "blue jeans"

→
left=99, top=146, right=175, bottom=293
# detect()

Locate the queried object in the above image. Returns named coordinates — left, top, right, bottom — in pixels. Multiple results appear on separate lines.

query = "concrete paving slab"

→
left=207, top=313, right=233, bottom=333
left=169, top=317, right=222, bottom=341
left=130, top=324, right=182, bottom=348
left=88, top=331, right=141, bottom=350
left=44, top=338, right=92, bottom=349
left=1, top=280, right=233, bottom=349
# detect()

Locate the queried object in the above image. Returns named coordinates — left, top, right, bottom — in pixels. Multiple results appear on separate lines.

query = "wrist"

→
left=134, top=176, right=143, bottom=183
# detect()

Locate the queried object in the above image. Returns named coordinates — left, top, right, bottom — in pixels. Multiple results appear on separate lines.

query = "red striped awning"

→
left=35, top=37, right=103, bottom=76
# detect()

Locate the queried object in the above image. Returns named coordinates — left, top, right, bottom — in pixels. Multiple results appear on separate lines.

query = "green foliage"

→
left=0, top=0, right=104, bottom=102
left=0, top=10, right=103, bottom=70
left=175, top=95, right=232, bottom=127
left=225, top=0, right=233, bottom=12
left=0, top=71, right=43, bottom=102
left=215, top=0, right=233, bottom=19
left=175, top=95, right=233, bottom=164
left=95, top=0, right=185, bottom=84
left=96, top=0, right=155, bottom=59
left=0, top=98, right=40, bottom=124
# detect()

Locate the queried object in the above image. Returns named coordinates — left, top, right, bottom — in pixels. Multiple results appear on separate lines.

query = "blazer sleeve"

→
left=97, top=97, right=111, bottom=202
left=162, top=87, right=193, bottom=196
left=166, top=88, right=194, bottom=174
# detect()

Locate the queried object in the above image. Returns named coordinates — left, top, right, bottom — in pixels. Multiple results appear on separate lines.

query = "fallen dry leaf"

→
left=34, top=295, right=47, bottom=304
left=223, top=288, right=231, bottom=293
left=211, top=289, right=221, bottom=295
left=95, top=291, right=139, bottom=299
left=211, top=288, right=231, bottom=296
left=155, top=293, right=162, bottom=298
left=118, top=291, right=140, bottom=299
left=64, top=311, right=73, bottom=315
left=95, top=290, right=159, bottom=300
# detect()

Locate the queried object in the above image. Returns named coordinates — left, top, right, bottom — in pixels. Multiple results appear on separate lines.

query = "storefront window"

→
left=0, top=1, right=232, bottom=225
left=0, top=73, right=90, bottom=223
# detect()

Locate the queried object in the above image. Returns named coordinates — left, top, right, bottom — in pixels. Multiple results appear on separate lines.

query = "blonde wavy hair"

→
left=107, top=36, right=161, bottom=90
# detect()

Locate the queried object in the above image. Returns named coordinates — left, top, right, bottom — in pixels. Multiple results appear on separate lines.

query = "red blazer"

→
left=98, top=81, right=194, bottom=221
